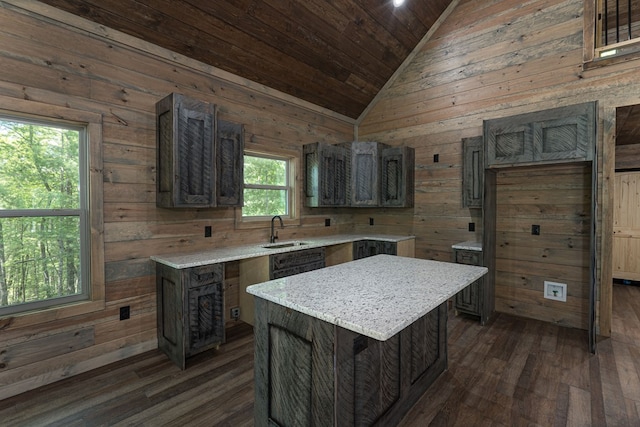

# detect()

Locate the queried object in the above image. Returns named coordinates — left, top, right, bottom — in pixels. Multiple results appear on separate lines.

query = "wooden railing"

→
left=596, top=0, right=640, bottom=57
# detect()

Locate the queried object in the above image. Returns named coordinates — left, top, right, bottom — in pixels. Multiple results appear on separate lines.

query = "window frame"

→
left=584, top=0, right=640, bottom=67
left=242, top=152, right=291, bottom=219
left=0, top=97, right=104, bottom=322
left=235, top=147, right=300, bottom=230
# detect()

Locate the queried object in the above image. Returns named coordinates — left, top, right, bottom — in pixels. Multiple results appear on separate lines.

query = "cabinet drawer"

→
left=270, top=248, right=326, bottom=279
left=455, top=250, right=480, bottom=266
left=188, top=264, right=224, bottom=288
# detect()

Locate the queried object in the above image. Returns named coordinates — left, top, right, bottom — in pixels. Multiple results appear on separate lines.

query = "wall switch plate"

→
left=369, top=217, right=374, bottom=226
left=119, top=306, right=130, bottom=320
left=433, top=154, right=439, bottom=163
left=544, top=281, right=567, bottom=302
left=532, top=224, right=540, bottom=235
left=325, top=218, right=331, bottom=227
left=468, top=222, right=475, bottom=232
left=204, top=226, right=212, bottom=237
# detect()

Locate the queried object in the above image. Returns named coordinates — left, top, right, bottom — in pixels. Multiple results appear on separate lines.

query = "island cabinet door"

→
left=253, top=298, right=335, bottom=427
left=334, top=303, right=447, bottom=427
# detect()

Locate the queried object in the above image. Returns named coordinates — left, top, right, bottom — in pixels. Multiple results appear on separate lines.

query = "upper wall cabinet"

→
left=156, top=93, right=244, bottom=208
left=347, top=141, right=385, bottom=207
left=381, top=145, right=415, bottom=208
left=304, top=142, right=350, bottom=207
left=216, top=120, right=244, bottom=207
left=484, top=102, right=596, bottom=168
left=303, top=141, right=414, bottom=208
left=462, top=136, right=484, bottom=209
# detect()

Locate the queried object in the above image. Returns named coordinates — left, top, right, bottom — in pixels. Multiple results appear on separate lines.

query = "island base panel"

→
left=253, top=298, right=447, bottom=426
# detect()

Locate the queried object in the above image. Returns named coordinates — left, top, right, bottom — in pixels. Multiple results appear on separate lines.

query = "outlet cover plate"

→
left=544, top=281, right=567, bottom=302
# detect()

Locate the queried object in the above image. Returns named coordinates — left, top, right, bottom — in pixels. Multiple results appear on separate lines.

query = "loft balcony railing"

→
left=596, top=0, right=640, bottom=57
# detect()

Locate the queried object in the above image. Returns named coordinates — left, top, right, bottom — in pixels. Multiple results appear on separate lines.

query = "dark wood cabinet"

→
left=304, top=141, right=414, bottom=208
left=304, top=142, right=350, bottom=207
left=381, top=145, right=415, bottom=208
left=353, top=240, right=397, bottom=260
left=462, top=136, right=484, bottom=208
left=215, top=119, right=244, bottom=207
left=156, top=93, right=244, bottom=208
left=270, top=247, right=326, bottom=279
left=156, top=262, right=225, bottom=369
left=348, top=141, right=385, bottom=206
left=156, top=92, right=215, bottom=208
left=452, top=247, right=488, bottom=324
left=485, top=102, right=596, bottom=167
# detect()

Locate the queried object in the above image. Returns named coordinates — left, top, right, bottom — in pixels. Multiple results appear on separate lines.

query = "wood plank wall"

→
left=358, top=0, right=640, bottom=332
left=495, top=163, right=591, bottom=330
left=0, top=3, right=357, bottom=400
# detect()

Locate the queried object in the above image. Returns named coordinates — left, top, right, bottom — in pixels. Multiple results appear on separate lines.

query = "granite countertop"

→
left=246, top=254, right=488, bottom=341
left=451, top=241, right=482, bottom=251
left=151, top=234, right=415, bottom=269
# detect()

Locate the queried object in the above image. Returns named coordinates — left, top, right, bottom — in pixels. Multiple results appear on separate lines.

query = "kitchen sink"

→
left=261, top=241, right=309, bottom=249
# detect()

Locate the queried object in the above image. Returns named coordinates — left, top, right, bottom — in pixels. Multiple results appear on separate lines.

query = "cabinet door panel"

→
left=216, top=120, right=244, bottom=206
left=462, top=136, right=484, bottom=208
left=188, top=282, right=224, bottom=353
left=351, top=142, right=381, bottom=206
left=534, top=115, right=590, bottom=162
left=381, top=146, right=415, bottom=207
left=486, top=122, right=533, bottom=166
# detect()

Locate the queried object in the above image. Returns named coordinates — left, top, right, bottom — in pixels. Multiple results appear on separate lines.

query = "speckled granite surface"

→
left=451, top=241, right=483, bottom=251
left=151, top=234, right=414, bottom=269
left=247, top=254, right=488, bottom=341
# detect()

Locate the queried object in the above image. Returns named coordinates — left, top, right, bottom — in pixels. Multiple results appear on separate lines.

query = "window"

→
left=594, top=0, right=640, bottom=58
left=0, top=116, right=89, bottom=315
left=243, top=153, right=290, bottom=217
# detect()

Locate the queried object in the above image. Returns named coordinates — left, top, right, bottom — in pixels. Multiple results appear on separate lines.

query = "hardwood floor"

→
left=2, top=284, right=640, bottom=426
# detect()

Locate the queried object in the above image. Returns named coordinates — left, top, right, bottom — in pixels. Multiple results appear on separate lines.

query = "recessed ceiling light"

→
left=393, top=0, right=405, bottom=7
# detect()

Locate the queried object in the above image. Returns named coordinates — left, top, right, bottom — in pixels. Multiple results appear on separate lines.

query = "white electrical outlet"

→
left=544, top=281, right=567, bottom=302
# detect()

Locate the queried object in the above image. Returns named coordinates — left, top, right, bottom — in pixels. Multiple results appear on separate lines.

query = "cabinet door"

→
left=216, top=120, right=244, bottom=207
left=187, top=282, right=225, bottom=354
left=350, top=142, right=383, bottom=206
left=381, top=146, right=415, bottom=207
left=304, top=142, right=350, bottom=207
left=270, top=247, right=326, bottom=279
left=156, top=93, right=215, bottom=208
left=485, top=120, right=533, bottom=166
left=455, top=279, right=480, bottom=314
left=321, top=144, right=350, bottom=206
left=462, top=136, right=484, bottom=209
left=533, top=102, right=595, bottom=162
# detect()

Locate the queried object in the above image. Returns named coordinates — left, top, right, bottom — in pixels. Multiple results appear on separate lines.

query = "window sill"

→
left=0, top=299, right=106, bottom=329
left=583, top=48, right=640, bottom=71
left=234, top=209, right=301, bottom=230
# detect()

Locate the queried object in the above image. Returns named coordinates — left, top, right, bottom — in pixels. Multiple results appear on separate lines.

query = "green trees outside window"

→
left=0, top=118, right=86, bottom=313
left=243, top=154, right=289, bottom=217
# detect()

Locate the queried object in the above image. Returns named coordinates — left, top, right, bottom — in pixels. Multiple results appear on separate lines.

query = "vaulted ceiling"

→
left=38, top=0, right=455, bottom=119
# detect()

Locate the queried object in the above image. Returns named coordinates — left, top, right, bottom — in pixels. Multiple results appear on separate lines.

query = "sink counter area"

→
left=150, top=234, right=415, bottom=269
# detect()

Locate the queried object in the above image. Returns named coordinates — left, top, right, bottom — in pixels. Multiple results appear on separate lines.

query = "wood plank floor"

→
left=1, top=284, right=640, bottom=426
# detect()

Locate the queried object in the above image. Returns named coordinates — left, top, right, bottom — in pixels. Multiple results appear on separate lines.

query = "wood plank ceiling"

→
left=39, top=0, right=455, bottom=119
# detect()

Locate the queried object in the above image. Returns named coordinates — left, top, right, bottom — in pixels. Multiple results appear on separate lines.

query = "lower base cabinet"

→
left=453, top=248, right=488, bottom=324
left=352, top=240, right=397, bottom=260
left=253, top=297, right=447, bottom=426
left=156, top=262, right=225, bottom=369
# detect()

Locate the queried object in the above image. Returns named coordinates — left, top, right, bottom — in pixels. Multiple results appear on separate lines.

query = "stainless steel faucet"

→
left=270, top=215, right=284, bottom=243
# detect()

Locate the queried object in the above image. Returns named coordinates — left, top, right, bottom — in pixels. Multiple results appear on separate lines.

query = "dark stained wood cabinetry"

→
left=348, top=141, right=384, bottom=207
left=453, top=247, right=491, bottom=325
left=253, top=297, right=447, bottom=427
left=269, top=247, right=326, bottom=279
left=353, top=240, right=397, bottom=260
left=156, top=93, right=244, bottom=208
left=156, top=262, right=225, bottom=369
left=304, top=141, right=414, bottom=208
left=156, top=93, right=215, bottom=208
left=462, top=136, right=484, bottom=209
left=304, top=142, right=350, bottom=207
left=381, top=145, right=415, bottom=208
left=215, top=120, right=244, bottom=207
left=485, top=102, right=596, bottom=167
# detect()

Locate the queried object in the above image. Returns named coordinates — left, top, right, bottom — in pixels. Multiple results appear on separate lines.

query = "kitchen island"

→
left=247, top=255, right=488, bottom=426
